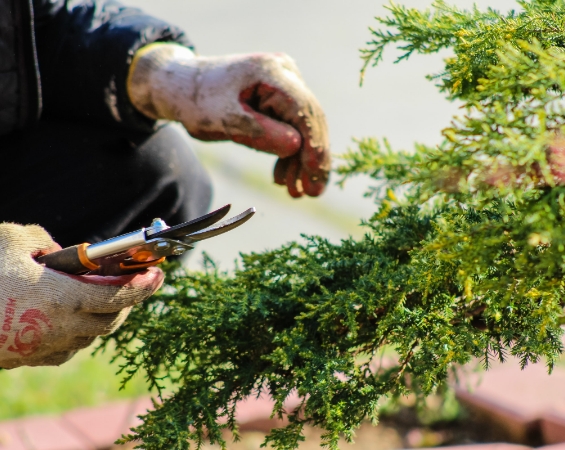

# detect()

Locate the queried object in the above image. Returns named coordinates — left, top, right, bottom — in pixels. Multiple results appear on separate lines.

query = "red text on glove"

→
left=7, top=308, right=52, bottom=357
left=0, top=298, right=17, bottom=348
left=1, top=298, right=16, bottom=332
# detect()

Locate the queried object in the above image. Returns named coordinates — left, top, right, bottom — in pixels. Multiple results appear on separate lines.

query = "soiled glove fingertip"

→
left=287, top=181, right=304, bottom=198
left=301, top=172, right=328, bottom=197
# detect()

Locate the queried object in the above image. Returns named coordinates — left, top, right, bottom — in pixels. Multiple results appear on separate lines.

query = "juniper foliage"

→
left=102, top=1, right=565, bottom=448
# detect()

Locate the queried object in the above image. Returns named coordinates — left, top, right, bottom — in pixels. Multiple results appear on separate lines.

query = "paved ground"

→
left=3, top=357, right=565, bottom=449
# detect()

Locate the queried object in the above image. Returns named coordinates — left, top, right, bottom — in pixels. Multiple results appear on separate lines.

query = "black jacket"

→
left=1, top=0, right=191, bottom=136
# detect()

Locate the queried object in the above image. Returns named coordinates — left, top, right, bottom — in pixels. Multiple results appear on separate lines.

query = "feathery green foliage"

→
left=102, top=1, right=565, bottom=448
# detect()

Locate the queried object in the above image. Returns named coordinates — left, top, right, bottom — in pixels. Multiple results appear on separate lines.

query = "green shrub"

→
left=102, top=1, right=565, bottom=448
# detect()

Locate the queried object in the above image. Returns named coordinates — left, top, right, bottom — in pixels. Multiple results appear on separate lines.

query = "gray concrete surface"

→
left=127, top=0, right=517, bottom=269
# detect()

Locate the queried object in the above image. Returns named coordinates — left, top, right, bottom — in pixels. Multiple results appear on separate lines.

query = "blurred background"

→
left=127, top=0, right=516, bottom=270
left=2, top=0, right=531, bottom=446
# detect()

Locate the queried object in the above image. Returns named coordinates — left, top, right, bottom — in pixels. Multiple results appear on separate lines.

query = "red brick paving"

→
left=3, top=359, right=565, bottom=449
left=453, top=359, right=565, bottom=443
left=61, top=400, right=132, bottom=449
left=0, top=422, right=28, bottom=450
left=0, top=415, right=94, bottom=450
left=540, top=445, right=565, bottom=450
left=541, top=406, right=565, bottom=445
left=125, top=396, right=154, bottom=431
left=428, top=446, right=530, bottom=450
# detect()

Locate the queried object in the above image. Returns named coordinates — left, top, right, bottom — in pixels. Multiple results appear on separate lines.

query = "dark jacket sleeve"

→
left=34, top=0, right=193, bottom=131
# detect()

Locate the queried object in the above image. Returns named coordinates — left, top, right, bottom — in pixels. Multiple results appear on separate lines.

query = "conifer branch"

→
left=100, top=1, right=565, bottom=448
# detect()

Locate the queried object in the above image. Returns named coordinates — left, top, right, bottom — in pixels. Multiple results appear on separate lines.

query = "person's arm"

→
left=34, top=0, right=191, bottom=132
left=34, top=0, right=331, bottom=197
left=0, top=223, right=163, bottom=369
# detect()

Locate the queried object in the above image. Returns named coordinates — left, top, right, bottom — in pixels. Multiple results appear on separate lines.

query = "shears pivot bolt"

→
left=172, top=246, right=186, bottom=256
left=154, top=241, right=171, bottom=251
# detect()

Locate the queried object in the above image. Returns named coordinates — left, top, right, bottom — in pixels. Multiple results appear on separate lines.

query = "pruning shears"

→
left=37, top=204, right=255, bottom=275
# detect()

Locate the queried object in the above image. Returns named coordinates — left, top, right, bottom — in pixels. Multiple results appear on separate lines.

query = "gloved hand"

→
left=0, top=223, right=163, bottom=369
left=127, top=43, right=330, bottom=198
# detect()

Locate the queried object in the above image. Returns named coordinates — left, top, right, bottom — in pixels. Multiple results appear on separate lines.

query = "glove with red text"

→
left=0, top=223, right=163, bottom=369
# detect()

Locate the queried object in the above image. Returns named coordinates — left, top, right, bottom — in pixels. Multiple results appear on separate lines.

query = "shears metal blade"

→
left=182, top=208, right=256, bottom=243
left=148, top=204, right=232, bottom=240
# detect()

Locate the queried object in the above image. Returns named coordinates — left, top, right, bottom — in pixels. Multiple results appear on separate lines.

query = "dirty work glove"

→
left=127, top=43, right=330, bottom=198
left=0, top=224, right=163, bottom=369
